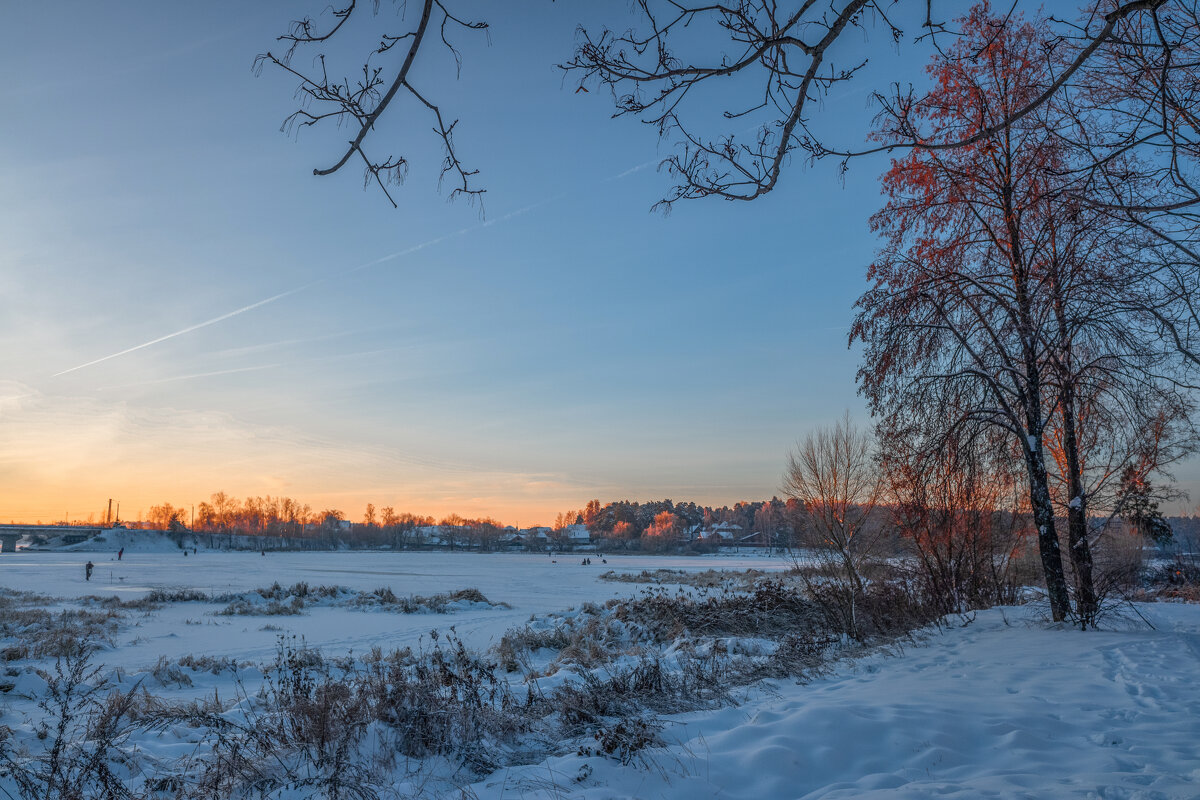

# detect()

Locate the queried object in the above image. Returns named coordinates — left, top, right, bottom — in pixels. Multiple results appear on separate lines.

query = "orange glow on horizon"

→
left=0, top=486, right=569, bottom=529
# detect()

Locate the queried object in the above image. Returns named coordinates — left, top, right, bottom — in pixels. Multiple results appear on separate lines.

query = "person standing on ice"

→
left=85, top=561, right=94, bottom=581
left=117, top=548, right=123, bottom=561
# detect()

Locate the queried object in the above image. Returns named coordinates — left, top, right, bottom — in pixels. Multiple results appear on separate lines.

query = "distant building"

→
left=564, top=524, right=591, bottom=544
left=522, top=527, right=552, bottom=544
left=693, top=522, right=744, bottom=543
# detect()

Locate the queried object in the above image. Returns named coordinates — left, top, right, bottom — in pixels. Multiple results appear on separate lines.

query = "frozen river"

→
left=0, top=550, right=789, bottom=670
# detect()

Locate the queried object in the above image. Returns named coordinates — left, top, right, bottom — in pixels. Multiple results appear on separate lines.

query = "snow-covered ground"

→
left=1, top=550, right=1197, bottom=799
left=471, top=604, right=1200, bottom=799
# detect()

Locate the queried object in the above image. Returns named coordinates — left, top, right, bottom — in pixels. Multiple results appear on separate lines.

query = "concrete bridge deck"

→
left=0, top=525, right=107, bottom=552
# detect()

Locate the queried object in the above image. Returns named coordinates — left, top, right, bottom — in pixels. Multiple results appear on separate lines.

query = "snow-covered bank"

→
left=472, top=603, right=1200, bottom=799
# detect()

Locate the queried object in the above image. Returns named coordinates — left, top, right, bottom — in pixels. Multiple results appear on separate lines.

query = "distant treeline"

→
left=124, top=494, right=799, bottom=551
left=63, top=492, right=1199, bottom=553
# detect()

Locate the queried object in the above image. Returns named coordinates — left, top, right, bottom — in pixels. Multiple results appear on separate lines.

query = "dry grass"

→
left=214, top=583, right=507, bottom=616
left=1135, top=553, right=1200, bottom=602
left=598, top=567, right=793, bottom=590
left=0, top=607, right=121, bottom=661
left=613, top=581, right=826, bottom=641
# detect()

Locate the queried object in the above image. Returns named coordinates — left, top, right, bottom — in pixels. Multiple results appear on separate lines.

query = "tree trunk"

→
left=1047, top=254, right=1098, bottom=627
left=1058, top=385, right=1098, bottom=626
left=1025, top=443, right=1072, bottom=621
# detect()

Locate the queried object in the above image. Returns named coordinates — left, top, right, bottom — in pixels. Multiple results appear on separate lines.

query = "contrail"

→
left=482, top=194, right=566, bottom=227
left=605, top=160, right=657, bottom=181
left=343, top=227, right=473, bottom=277
left=53, top=161, right=650, bottom=377
left=342, top=194, right=564, bottom=277
left=53, top=284, right=319, bottom=377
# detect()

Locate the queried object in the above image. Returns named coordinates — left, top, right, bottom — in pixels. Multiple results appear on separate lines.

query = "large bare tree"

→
left=854, top=3, right=1196, bottom=625
left=854, top=7, right=1098, bottom=622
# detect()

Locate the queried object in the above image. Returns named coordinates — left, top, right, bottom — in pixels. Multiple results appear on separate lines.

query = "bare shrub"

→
left=1089, top=526, right=1149, bottom=608
left=0, top=649, right=142, bottom=800
left=784, top=412, right=885, bottom=640
left=882, top=426, right=1027, bottom=617
left=1135, top=552, right=1200, bottom=602
left=150, top=656, right=193, bottom=688
left=145, top=632, right=530, bottom=796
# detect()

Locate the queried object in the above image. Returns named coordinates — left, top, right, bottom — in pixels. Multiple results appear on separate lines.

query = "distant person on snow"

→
left=85, top=561, right=94, bottom=581
left=117, top=548, right=123, bottom=561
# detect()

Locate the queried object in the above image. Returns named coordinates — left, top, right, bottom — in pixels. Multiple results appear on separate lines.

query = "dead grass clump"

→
left=496, top=625, right=575, bottom=672
left=547, top=651, right=730, bottom=732
left=0, top=589, right=53, bottom=607
left=599, top=568, right=788, bottom=590
left=613, top=581, right=825, bottom=642
left=216, top=597, right=305, bottom=616
left=496, top=612, right=629, bottom=675
left=758, top=632, right=840, bottom=679
left=1, top=608, right=121, bottom=661
left=177, top=653, right=241, bottom=675
left=580, top=716, right=663, bottom=765
left=77, top=588, right=214, bottom=613
left=143, top=588, right=212, bottom=604
left=151, top=656, right=193, bottom=688
left=213, top=583, right=506, bottom=617
left=262, top=581, right=341, bottom=600
left=348, top=586, right=507, bottom=614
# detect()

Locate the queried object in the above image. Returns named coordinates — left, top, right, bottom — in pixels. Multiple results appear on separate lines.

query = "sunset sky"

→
left=4, top=1, right=1197, bottom=525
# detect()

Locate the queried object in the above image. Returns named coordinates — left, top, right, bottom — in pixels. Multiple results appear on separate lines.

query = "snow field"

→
left=0, top=551, right=792, bottom=669
left=0, top=551, right=1197, bottom=799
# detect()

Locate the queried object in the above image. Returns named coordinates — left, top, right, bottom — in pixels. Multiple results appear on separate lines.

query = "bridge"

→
left=0, top=525, right=107, bottom=552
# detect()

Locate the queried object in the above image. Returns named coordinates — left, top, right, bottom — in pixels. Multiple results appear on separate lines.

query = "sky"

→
left=3, top=1, right=1197, bottom=525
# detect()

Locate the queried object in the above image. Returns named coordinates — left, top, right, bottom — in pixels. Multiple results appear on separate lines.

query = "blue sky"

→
left=2, top=2, right=1195, bottom=524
